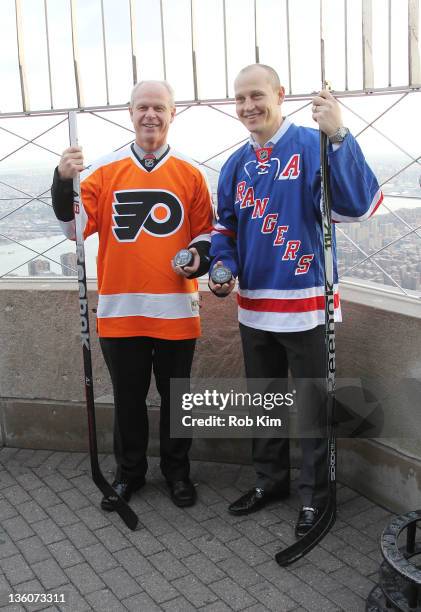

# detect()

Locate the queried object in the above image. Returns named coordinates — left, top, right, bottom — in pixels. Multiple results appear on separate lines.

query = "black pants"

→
left=100, top=336, right=196, bottom=482
left=239, top=323, right=328, bottom=507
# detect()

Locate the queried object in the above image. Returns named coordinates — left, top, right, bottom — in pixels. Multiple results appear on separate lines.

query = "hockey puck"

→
left=174, top=249, right=193, bottom=268
left=211, top=265, right=232, bottom=285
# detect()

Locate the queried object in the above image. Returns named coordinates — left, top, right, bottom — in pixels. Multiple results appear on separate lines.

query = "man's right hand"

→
left=58, top=146, right=84, bottom=180
left=208, top=261, right=235, bottom=297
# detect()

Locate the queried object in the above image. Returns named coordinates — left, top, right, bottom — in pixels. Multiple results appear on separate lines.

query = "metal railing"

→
left=0, top=0, right=420, bottom=298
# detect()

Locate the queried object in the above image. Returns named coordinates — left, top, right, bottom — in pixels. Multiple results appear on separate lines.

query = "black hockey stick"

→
left=275, top=33, right=336, bottom=568
left=69, top=111, right=139, bottom=531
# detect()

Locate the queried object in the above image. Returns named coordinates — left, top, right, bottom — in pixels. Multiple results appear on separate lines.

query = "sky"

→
left=0, top=0, right=419, bottom=111
left=0, top=0, right=420, bottom=168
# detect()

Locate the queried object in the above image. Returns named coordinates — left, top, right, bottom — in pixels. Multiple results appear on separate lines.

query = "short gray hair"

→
left=130, top=80, right=175, bottom=107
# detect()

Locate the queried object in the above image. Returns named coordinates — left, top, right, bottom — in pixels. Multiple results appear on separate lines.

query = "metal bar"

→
left=222, top=0, right=229, bottom=98
left=191, top=0, right=198, bottom=100
left=254, top=0, right=259, bottom=63
left=209, top=105, right=241, bottom=121
left=159, top=0, right=167, bottom=80
left=0, top=87, right=420, bottom=119
left=0, top=186, right=52, bottom=222
left=100, top=0, right=110, bottom=105
left=388, top=0, right=392, bottom=86
left=380, top=199, right=421, bottom=240
left=129, top=0, right=138, bottom=84
left=14, top=0, right=29, bottom=112
left=409, top=0, right=421, bottom=87
left=362, top=0, right=374, bottom=90
left=200, top=138, right=249, bottom=165
left=337, top=228, right=413, bottom=297
left=89, top=111, right=135, bottom=134
left=286, top=0, right=292, bottom=94
left=380, top=155, right=421, bottom=188
left=344, top=0, right=349, bottom=90
left=336, top=97, right=421, bottom=234
left=0, top=117, right=67, bottom=162
left=0, top=183, right=51, bottom=206
left=342, top=222, right=421, bottom=276
left=342, top=93, right=410, bottom=141
left=173, top=105, right=192, bottom=117
left=320, top=0, right=326, bottom=86
left=44, top=0, right=54, bottom=109
left=0, top=234, right=68, bottom=279
left=70, top=0, right=83, bottom=108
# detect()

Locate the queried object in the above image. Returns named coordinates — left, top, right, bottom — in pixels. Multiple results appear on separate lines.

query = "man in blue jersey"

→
left=209, top=64, right=382, bottom=536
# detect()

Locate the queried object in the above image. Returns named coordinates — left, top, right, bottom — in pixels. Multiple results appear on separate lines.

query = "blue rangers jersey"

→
left=210, top=118, right=382, bottom=332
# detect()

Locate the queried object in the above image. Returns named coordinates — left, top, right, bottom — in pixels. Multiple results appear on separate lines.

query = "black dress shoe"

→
left=167, top=479, right=196, bottom=507
left=228, top=487, right=290, bottom=516
left=295, top=506, right=319, bottom=537
left=101, top=477, right=145, bottom=512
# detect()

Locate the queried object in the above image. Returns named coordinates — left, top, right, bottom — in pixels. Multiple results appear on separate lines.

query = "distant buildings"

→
left=2, top=165, right=421, bottom=293
left=28, top=259, right=51, bottom=276
left=60, top=252, right=77, bottom=276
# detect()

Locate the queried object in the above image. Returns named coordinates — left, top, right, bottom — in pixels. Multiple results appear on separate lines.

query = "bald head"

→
left=235, top=64, right=282, bottom=92
left=130, top=80, right=175, bottom=108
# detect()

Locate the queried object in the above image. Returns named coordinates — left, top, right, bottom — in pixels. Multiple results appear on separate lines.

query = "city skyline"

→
left=0, top=156, right=420, bottom=296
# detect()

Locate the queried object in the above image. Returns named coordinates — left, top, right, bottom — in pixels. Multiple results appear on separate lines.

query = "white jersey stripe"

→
left=238, top=305, right=342, bottom=333
left=97, top=292, right=200, bottom=320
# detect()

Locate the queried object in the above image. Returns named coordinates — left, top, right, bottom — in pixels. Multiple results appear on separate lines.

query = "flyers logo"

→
left=112, top=189, right=183, bottom=242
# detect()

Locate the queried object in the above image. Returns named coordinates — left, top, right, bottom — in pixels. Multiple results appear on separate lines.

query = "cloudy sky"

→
left=0, top=0, right=419, bottom=170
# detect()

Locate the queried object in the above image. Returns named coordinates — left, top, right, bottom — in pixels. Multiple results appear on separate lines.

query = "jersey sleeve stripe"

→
left=237, top=292, right=340, bottom=314
left=189, top=233, right=211, bottom=245
left=332, top=189, right=383, bottom=223
left=59, top=220, right=76, bottom=240
left=212, top=222, right=237, bottom=238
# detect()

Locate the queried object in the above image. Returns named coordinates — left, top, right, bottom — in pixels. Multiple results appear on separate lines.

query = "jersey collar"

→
left=130, top=143, right=170, bottom=172
left=249, top=117, right=292, bottom=150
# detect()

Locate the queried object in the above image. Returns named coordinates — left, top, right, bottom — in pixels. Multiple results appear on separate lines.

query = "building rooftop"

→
left=0, top=447, right=392, bottom=612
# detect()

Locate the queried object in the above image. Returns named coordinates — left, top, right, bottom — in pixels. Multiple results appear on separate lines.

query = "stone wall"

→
left=1, top=280, right=421, bottom=512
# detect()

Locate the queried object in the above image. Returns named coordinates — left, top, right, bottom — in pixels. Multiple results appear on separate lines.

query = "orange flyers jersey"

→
left=73, top=145, right=213, bottom=339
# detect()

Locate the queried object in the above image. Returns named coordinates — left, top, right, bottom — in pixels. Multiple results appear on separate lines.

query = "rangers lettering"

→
left=282, top=240, right=301, bottom=260
left=252, top=197, right=269, bottom=219
left=235, top=181, right=246, bottom=204
left=295, top=254, right=314, bottom=275
left=240, top=186, right=255, bottom=209
left=261, top=214, right=278, bottom=234
left=273, top=225, right=289, bottom=246
left=279, top=154, right=301, bottom=180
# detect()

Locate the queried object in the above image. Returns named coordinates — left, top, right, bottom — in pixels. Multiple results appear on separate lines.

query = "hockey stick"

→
left=275, top=21, right=336, bottom=568
left=69, top=111, right=139, bottom=531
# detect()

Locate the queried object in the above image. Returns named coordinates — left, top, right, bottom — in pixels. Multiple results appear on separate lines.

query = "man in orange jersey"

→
left=51, top=81, right=213, bottom=509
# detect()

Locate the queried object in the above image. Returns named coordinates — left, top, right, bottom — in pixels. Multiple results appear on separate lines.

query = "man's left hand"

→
left=172, top=247, right=200, bottom=277
left=311, top=90, right=343, bottom=138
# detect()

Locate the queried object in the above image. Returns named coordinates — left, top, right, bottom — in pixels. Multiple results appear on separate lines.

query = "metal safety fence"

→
left=0, top=0, right=420, bottom=298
